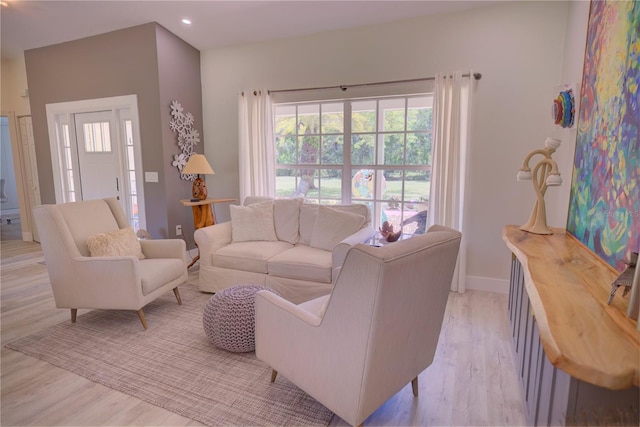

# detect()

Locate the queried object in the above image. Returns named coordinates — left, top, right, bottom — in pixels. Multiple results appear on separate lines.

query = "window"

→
left=82, top=122, right=112, bottom=152
left=274, top=94, right=432, bottom=234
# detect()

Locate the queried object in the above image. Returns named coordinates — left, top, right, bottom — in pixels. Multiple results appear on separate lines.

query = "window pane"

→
left=127, top=146, right=135, bottom=169
left=322, top=135, right=343, bottom=165
left=352, top=100, right=376, bottom=133
left=276, top=136, right=296, bottom=164
left=406, top=132, right=430, bottom=165
left=64, top=147, right=73, bottom=169
left=407, top=97, right=432, bottom=131
left=321, top=103, right=344, bottom=134
left=382, top=169, right=404, bottom=200
left=67, top=170, right=75, bottom=192
left=274, top=105, right=296, bottom=136
left=298, top=104, right=319, bottom=135
left=405, top=170, right=430, bottom=203
left=129, top=171, right=137, bottom=195
left=276, top=168, right=297, bottom=197
left=300, top=170, right=319, bottom=200
left=101, top=123, right=111, bottom=151
left=319, top=169, right=341, bottom=199
left=83, top=123, right=94, bottom=151
left=351, top=134, right=374, bottom=165
left=379, top=98, right=405, bottom=132
left=382, top=133, right=404, bottom=165
left=351, top=169, right=377, bottom=200
left=298, top=136, right=319, bottom=164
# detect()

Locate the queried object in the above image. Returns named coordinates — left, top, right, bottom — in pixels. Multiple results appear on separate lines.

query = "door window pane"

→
left=322, top=135, right=343, bottom=165
left=351, top=134, right=375, bottom=165
left=321, top=103, right=344, bottom=134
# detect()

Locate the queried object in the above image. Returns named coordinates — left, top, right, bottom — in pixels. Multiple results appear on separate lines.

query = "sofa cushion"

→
left=87, top=227, right=145, bottom=259
left=267, top=245, right=333, bottom=283
left=230, top=201, right=277, bottom=242
left=310, top=205, right=365, bottom=251
left=213, top=241, right=293, bottom=274
left=299, top=203, right=370, bottom=245
left=273, top=198, right=301, bottom=244
left=139, top=258, right=184, bottom=295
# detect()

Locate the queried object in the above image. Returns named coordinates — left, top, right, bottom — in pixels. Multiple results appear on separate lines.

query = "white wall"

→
left=547, top=0, right=590, bottom=229
left=201, top=1, right=571, bottom=285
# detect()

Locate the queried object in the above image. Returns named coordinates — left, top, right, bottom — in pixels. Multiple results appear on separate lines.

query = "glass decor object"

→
left=517, top=137, right=562, bottom=235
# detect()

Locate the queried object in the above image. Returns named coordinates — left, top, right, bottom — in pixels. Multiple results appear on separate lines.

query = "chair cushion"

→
left=310, top=205, right=365, bottom=251
left=87, top=227, right=145, bottom=259
left=267, top=245, right=332, bottom=283
left=140, top=258, right=185, bottom=295
left=230, top=201, right=277, bottom=242
left=213, top=241, right=293, bottom=274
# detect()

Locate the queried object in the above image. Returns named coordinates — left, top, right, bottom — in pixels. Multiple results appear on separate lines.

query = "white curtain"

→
left=428, top=71, right=475, bottom=293
left=238, top=90, right=275, bottom=202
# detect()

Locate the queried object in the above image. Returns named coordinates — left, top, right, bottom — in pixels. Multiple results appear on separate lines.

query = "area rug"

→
left=5, top=284, right=334, bottom=426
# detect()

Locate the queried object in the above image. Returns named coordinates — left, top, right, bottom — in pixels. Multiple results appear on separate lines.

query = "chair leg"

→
left=137, top=309, right=148, bottom=330
left=70, top=309, right=77, bottom=323
left=173, top=287, right=182, bottom=305
left=411, top=376, right=419, bottom=397
left=270, top=369, right=278, bottom=383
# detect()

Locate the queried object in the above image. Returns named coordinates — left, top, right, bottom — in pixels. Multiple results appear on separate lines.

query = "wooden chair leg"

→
left=173, top=287, right=182, bottom=305
left=270, top=369, right=278, bottom=383
left=70, top=309, right=77, bottom=323
left=137, top=309, right=148, bottom=330
left=411, top=376, right=419, bottom=397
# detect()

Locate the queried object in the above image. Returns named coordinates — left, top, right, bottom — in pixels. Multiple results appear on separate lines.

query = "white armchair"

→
left=255, top=225, right=462, bottom=426
left=34, top=198, right=187, bottom=329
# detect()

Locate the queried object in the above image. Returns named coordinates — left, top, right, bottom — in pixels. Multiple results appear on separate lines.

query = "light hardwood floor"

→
left=1, top=238, right=527, bottom=426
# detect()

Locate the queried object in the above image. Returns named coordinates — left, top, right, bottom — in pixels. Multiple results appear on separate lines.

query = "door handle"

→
left=116, top=178, right=120, bottom=200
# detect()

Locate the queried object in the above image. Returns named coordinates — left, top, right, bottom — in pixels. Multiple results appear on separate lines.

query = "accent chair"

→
left=255, top=225, right=462, bottom=426
left=34, top=198, right=187, bottom=329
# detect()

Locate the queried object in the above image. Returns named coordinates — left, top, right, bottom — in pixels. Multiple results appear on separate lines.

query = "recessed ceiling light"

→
left=182, top=18, right=192, bottom=25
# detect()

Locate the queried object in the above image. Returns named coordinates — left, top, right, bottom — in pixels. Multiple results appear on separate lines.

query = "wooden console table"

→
left=503, top=225, right=638, bottom=426
left=181, top=198, right=236, bottom=268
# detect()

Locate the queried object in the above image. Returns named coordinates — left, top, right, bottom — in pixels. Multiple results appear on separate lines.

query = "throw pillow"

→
left=87, top=227, right=145, bottom=259
left=230, top=201, right=278, bottom=242
left=310, top=205, right=365, bottom=251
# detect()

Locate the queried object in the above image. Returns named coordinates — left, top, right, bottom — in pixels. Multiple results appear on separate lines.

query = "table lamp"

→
left=517, top=137, right=562, bottom=235
left=182, top=154, right=215, bottom=200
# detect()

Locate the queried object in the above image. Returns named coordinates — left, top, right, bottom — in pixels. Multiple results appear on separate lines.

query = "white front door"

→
left=74, top=111, right=122, bottom=202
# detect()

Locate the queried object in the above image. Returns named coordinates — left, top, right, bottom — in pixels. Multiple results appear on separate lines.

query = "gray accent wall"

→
left=24, top=23, right=202, bottom=243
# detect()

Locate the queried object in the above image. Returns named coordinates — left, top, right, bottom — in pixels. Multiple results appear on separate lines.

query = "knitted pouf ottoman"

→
left=202, top=284, right=278, bottom=353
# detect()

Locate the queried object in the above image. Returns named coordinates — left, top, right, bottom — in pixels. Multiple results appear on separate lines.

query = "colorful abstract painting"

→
left=567, top=0, right=639, bottom=271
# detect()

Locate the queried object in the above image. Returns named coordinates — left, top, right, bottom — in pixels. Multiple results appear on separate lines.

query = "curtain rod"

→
left=268, top=72, right=481, bottom=95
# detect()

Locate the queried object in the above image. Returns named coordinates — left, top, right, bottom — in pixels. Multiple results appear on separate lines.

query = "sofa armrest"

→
left=332, top=225, right=375, bottom=273
left=140, top=239, right=186, bottom=262
left=194, top=221, right=232, bottom=267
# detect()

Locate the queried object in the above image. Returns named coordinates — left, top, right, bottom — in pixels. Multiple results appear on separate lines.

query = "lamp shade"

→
left=183, top=154, right=215, bottom=175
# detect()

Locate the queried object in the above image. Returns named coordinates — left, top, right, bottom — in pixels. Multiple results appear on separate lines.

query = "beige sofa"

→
left=194, top=197, right=374, bottom=303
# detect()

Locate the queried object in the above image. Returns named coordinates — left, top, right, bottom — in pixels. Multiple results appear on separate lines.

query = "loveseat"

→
left=194, top=197, right=374, bottom=303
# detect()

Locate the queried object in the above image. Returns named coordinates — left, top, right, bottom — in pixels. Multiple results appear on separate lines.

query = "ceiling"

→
left=1, top=0, right=499, bottom=60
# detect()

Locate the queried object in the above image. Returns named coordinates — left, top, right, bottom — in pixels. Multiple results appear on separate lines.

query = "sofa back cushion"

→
left=230, top=201, right=278, bottom=242
left=273, top=198, right=301, bottom=244
left=299, top=203, right=369, bottom=246
left=310, top=205, right=366, bottom=251
left=244, top=197, right=301, bottom=244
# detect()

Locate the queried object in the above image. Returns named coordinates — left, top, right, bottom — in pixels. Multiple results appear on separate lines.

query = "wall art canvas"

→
left=567, top=0, right=639, bottom=271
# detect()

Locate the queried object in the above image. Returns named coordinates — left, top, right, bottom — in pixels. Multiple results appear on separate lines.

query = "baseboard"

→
left=465, top=275, right=509, bottom=294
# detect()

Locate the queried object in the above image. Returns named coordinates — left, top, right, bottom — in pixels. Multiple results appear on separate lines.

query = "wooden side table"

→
left=180, top=198, right=236, bottom=268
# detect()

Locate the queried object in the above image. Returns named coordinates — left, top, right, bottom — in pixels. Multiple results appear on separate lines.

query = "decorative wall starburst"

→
left=169, top=100, right=200, bottom=181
